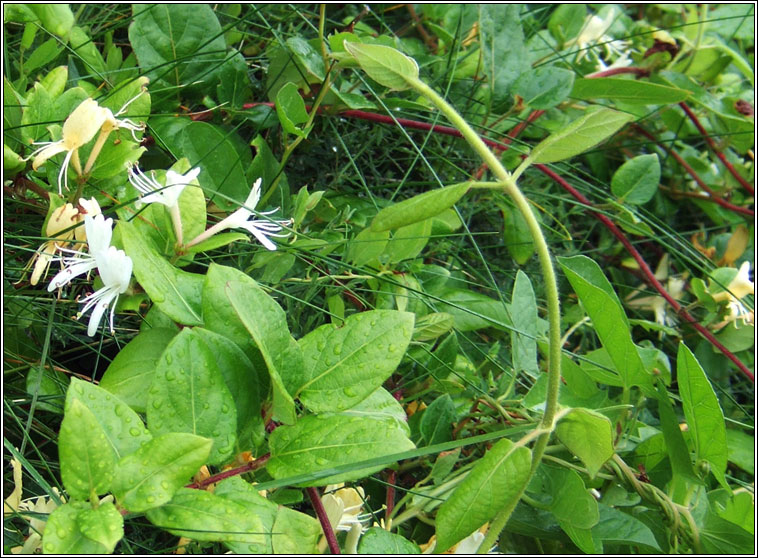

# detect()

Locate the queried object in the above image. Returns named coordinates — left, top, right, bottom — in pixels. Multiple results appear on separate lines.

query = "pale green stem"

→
left=184, top=217, right=230, bottom=249
left=406, top=76, right=563, bottom=552
left=170, top=204, right=183, bottom=246
left=83, top=128, right=112, bottom=175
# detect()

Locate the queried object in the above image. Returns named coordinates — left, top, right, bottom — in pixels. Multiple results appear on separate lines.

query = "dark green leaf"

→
left=358, top=527, right=421, bottom=554
left=275, top=81, right=310, bottom=137
left=611, top=154, right=661, bottom=204
left=512, top=66, right=575, bottom=110
left=419, top=394, right=457, bottom=445
left=478, top=5, right=528, bottom=104
left=511, top=270, right=539, bottom=379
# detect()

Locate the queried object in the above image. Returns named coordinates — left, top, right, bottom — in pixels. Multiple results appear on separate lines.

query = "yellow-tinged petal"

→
left=31, top=142, right=67, bottom=170
left=60, top=98, right=110, bottom=150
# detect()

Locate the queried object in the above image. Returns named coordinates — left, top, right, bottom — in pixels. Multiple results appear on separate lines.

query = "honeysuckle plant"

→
left=4, top=4, right=753, bottom=557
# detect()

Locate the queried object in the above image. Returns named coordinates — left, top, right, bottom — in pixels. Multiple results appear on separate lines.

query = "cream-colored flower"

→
left=26, top=197, right=101, bottom=285
left=565, top=8, right=630, bottom=71
left=712, top=261, right=754, bottom=328
left=625, top=255, right=686, bottom=333
left=322, top=483, right=367, bottom=532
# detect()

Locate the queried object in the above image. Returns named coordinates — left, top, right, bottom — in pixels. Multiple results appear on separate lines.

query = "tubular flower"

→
left=27, top=197, right=101, bottom=286
left=127, top=164, right=200, bottom=209
left=185, top=178, right=292, bottom=251
left=48, top=214, right=133, bottom=336
left=29, top=99, right=109, bottom=194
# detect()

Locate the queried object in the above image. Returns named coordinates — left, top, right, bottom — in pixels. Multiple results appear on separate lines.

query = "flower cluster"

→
left=711, top=261, right=754, bottom=329
left=48, top=214, right=133, bottom=337
left=28, top=91, right=146, bottom=194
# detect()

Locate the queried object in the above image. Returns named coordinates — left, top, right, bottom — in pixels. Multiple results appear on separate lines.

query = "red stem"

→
left=634, top=125, right=753, bottom=217
left=586, top=67, right=651, bottom=78
left=679, top=101, right=754, bottom=195
left=307, top=486, right=341, bottom=554
left=536, top=163, right=754, bottom=382
left=184, top=454, right=270, bottom=489
left=385, top=470, right=396, bottom=524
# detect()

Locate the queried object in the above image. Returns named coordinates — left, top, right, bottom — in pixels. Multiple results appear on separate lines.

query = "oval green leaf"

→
left=370, top=182, right=470, bottom=232
left=42, top=502, right=110, bottom=554
left=146, top=329, right=237, bottom=465
left=555, top=408, right=614, bottom=479
left=611, top=154, right=661, bottom=205
left=571, top=78, right=691, bottom=105
left=296, top=309, right=414, bottom=412
left=530, top=108, right=634, bottom=164
left=435, top=438, right=532, bottom=552
left=343, top=42, right=419, bottom=91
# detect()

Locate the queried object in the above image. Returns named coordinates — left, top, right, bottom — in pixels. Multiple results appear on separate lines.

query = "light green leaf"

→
left=69, top=26, right=108, bottom=80
left=184, top=232, right=249, bottom=254
left=271, top=505, right=322, bottom=554
left=571, top=78, right=691, bottom=105
left=511, top=270, right=539, bottom=379
left=726, top=428, right=754, bottom=475
left=591, top=504, right=661, bottom=551
left=99, top=328, right=177, bottom=413
left=384, top=218, right=433, bottom=263
left=358, top=527, right=421, bottom=554
left=28, top=4, right=74, bottom=37
left=58, top=398, right=116, bottom=500
left=147, top=329, right=237, bottom=465
left=655, top=382, right=698, bottom=484
left=677, top=342, right=728, bottom=488
left=65, top=378, right=152, bottom=460
left=119, top=221, right=204, bottom=326
left=267, top=414, right=415, bottom=486
left=42, top=502, right=110, bottom=554
left=276, top=81, right=310, bottom=138
left=339, top=388, right=410, bottom=436
left=436, top=288, right=511, bottom=332
left=435, top=438, right=531, bottom=551
left=499, top=199, right=536, bottom=265
left=413, top=312, right=455, bottom=341
left=76, top=503, right=124, bottom=553
left=611, top=154, right=661, bottom=204
left=538, top=465, right=599, bottom=529
left=146, top=488, right=265, bottom=544
left=343, top=42, right=419, bottom=90
left=226, top=279, right=303, bottom=425
left=202, top=263, right=258, bottom=354
left=530, top=108, right=634, bottom=164
left=346, top=227, right=389, bottom=266
left=370, top=182, right=470, bottom=232
left=558, top=255, right=650, bottom=390
left=111, top=433, right=212, bottom=513
left=297, top=310, right=414, bottom=412
left=555, top=408, right=614, bottom=479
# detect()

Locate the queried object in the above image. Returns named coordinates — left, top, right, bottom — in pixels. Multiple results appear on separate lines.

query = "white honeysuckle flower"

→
left=322, top=484, right=368, bottom=533
left=625, top=255, right=686, bottom=334
left=47, top=214, right=114, bottom=291
left=127, top=164, right=200, bottom=209
left=185, top=177, right=292, bottom=251
left=76, top=246, right=133, bottom=336
left=565, top=8, right=630, bottom=71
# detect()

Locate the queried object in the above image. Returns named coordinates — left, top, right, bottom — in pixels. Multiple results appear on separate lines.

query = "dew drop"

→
left=114, top=406, right=124, bottom=417
left=315, top=457, right=328, bottom=466
left=317, top=341, right=326, bottom=351
left=129, top=427, right=142, bottom=437
left=165, top=354, right=173, bottom=365
left=165, top=370, right=176, bottom=381
left=221, top=404, right=229, bottom=413
left=152, top=400, right=162, bottom=410
left=343, top=386, right=357, bottom=397
left=146, top=496, right=155, bottom=503
left=333, top=345, right=342, bottom=356
left=388, top=344, right=396, bottom=353
left=370, top=320, right=377, bottom=326
left=203, top=402, right=210, bottom=410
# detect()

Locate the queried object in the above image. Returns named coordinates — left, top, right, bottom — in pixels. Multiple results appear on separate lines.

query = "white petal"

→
left=84, top=214, right=113, bottom=258
left=241, top=222, right=278, bottom=251
left=47, top=256, right=98, bottom=291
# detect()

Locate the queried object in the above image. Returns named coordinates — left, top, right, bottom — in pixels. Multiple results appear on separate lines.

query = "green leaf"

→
left=343, top=42, right=419, bottom=90
left=530, top=108, right=634, bottom=164
left=548, top=4, right=586, bottom=43
left=511, top=270, right=539, bottom=379
left=512, top=66, right=575, bottom=110
left=591, top=504, right=661, bottom=551
left=537, top=464, right=599, bottom=529
left=384, top=218, right=433, bottom=263
left=478, top=5, right=528, bottom=104
left=99, top=328, right=177, bottom=413
left=677, top=342, right=728, bottom=488
left=147, top=329, right=237, bottom=465
left=276, top=81, right=310, bottom=138
left=413, top=312, right=455, bottom=341
left=297, top=310, right=414, bottom=412
left=611, top=154, right=661, bottom=204
left=42, top=502, right=110, bottom=554
left=146, top=488, right=265, bottom=544
left=111, top=433, right=212, bottom=513
left=119, top=221, right=204, bottom=326
left=435, top=438, right=532, bottom=552
left=58, top=398, right=116, bottom=499
left=499, top=199, right=536, bottom=265
left=226, top=279, right=303, bottom=425
left=700, top=506, right=754, bottom=554
left=129, top=5, right=227, bottom=99
left=271, top=505, right=322, bottom=554
left=339, top=388, right=410, bottom=436
left=419, top=394, right=457, bottom=445
left=202, top=263, right=258, bottom=354
left=437, top=288, right=512, bottom=332
left=555, top=408, right=614, bottom=479
left=24, top=38, right=64, bottom=73
left=193, top=327, right=263, bottom=443
left=726, top=429, right=754, bottom=475
left=65, top=378, right=152, bottom=460
left=28, top=4, right=74, bottom=38
left=571, top=78, right=691, bottom=105
left=76, top=502, right=124, bottom=553
left=346, top=227, right=389, bottom=266
left=216, top=50, right=253, bottom=109
left=69, top=26, right=107, bottom=80
left=184, top=232, right=248, bottom=254
left=655, top=381, right=699, bottom=484
left=267, top=414, right=415, bottom=486
left=358, top=527, right=421, bottom=554
left=21, top=82, right=52, bottom=145
left=558, top=256, right=650, bottom=390
left=370, top=182, right=470, bottom=232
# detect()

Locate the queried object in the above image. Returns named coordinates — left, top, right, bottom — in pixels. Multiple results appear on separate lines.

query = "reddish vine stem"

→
left=307, top=486, right=341, bottom=554
left=385, top=470, right=396, bottom=524
left=586, top=67, right=651, bottom=78
left=678, top=101, right=754, bottom=195
left=184, top=454, right=270, bottom=489
left=535, top=163, right=754, bottom=383
left=634, top=125, right=754, bottom=217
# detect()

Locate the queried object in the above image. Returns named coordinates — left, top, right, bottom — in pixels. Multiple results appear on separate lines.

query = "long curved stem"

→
left=406, top=77, right=562, bottom=550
